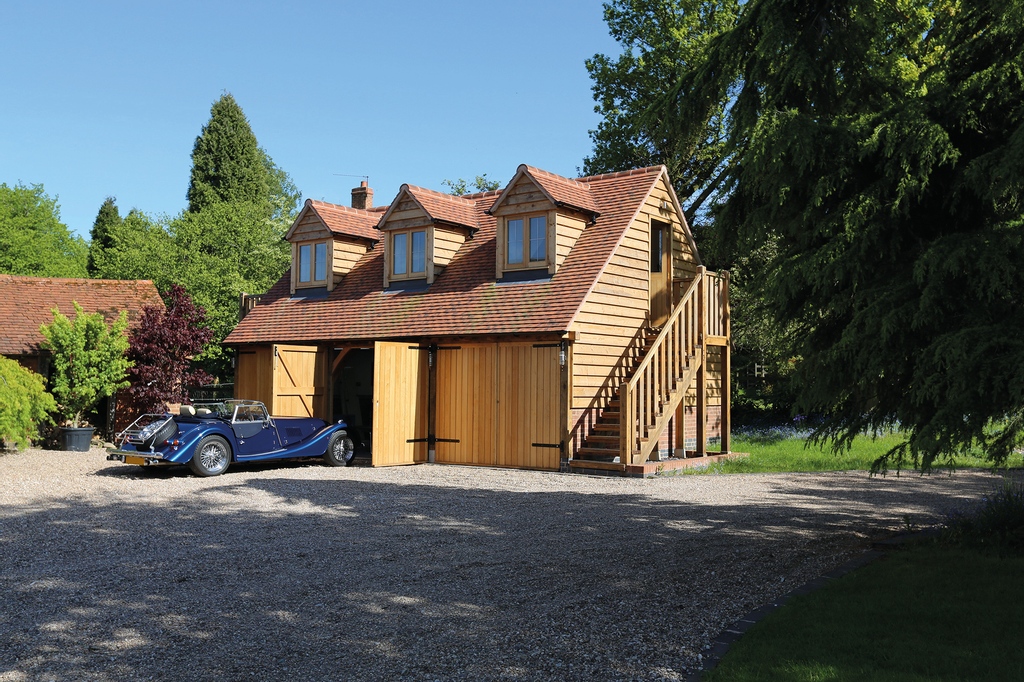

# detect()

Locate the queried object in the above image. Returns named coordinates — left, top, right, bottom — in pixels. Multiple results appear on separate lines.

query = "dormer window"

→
left=298, top=241, right=328, bottom=285
left=391, top=229, right=427, bottom=280
left=501, top=215, right=544, bottom=266
left=506, top=214, right=548, bottom=268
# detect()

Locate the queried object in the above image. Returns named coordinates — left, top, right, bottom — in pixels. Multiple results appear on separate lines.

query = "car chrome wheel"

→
left=324, top=431, right=355, bottom=467
left=189, top=435, right=231, bottom=477
left=200, top=441, right=228, bottom=470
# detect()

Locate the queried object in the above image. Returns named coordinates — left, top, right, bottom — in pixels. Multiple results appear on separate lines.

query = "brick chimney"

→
left=352, top=181, right=373, bottom=210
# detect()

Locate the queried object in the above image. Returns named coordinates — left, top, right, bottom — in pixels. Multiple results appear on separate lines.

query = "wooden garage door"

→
left=372, top=342, right=428, bottom=467
left=436, top=343, right=561, bottom=470
left=436, top=344, right=497, bottom=465
left=496, top=344, right=560, bottom=470
left=235, top=345, right=273, bottom=407
left=273, top=345, right=325, bottom=418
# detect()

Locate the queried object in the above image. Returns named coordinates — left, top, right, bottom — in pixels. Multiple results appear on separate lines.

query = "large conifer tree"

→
left=186, top=94, right=269, bottom=213
left=656, top=0, right=1024, bottom=467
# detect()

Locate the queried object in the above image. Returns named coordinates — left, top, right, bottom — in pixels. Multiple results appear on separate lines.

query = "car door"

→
left=231, top=403, right=281, bottom=456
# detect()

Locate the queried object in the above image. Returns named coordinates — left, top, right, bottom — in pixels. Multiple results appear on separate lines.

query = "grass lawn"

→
left=705, top=543, right=1024, bottom=681
left=691, top=431, right=1024, bottom=474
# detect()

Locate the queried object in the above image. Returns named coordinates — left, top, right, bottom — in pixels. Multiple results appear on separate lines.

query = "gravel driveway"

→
left=0, top=447, right=1007, bottom=681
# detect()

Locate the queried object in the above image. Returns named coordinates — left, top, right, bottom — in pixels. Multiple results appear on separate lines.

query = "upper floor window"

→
left=506, top=215, right=547, bottom=268
left=298, top=242, right=328, bottom=284
left=392, top=229, right=426, bottom=279
left=650, top=222, right=665, bottom=273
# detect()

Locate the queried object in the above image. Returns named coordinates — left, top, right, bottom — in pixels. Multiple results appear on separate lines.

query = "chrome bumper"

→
left=107, top=449, right=168, bottom=466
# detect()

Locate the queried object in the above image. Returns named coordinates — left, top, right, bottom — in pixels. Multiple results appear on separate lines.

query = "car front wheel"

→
left=324, top=431, right=355, bottom=467
left=189, top=435, right=231, bottom=477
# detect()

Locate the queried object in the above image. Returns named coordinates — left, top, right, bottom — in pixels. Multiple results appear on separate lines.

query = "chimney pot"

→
left=352, top=182, right=373, bottom=210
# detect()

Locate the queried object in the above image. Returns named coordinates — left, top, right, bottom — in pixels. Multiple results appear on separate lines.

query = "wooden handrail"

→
left=625, top=274, right=701, bottom=393
left=619, top=267, right=708, bottom=463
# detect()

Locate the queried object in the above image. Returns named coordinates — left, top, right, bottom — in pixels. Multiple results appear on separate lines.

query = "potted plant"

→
left=40, top=302, right=131, bottom=451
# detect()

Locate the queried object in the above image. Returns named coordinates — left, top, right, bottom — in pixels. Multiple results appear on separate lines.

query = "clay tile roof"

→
left=307, top=200, right=383, bottom=242
left=225, top=165, right=665, bottom=344
left=402, top=185, right=479, bottom=230
left=0, top=275, right=163, bottom=356
left=520, top=164, right=600, bottom=215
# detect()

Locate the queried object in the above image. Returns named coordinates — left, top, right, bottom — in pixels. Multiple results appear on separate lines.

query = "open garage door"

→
left=273, top=345, right=325, bottom=418
left=372, top=342, right=428, bottom=466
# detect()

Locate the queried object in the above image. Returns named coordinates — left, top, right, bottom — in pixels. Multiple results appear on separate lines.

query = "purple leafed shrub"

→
left=125, top=285, right=214, bottom=414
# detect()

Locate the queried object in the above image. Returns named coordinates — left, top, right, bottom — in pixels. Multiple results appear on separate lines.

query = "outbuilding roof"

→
left=225, top=165, right=671, bottom=344
left=0, top=275, right=163, bottom=356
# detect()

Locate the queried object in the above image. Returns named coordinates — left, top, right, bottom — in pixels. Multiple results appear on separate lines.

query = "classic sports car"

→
left=107, top=400, right=354, bottom=476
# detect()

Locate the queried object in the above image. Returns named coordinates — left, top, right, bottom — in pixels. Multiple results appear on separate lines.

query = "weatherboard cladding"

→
left=224, top=166, right=664, bottom=344
left=0, top=275, right=162, bottom=356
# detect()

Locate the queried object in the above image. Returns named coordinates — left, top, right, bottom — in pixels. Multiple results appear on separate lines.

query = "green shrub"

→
left=39, top=302, right=131, bottom=428
left=944, top=481, right=1024, bottom=550
left=0, top=356, right=56, bottom=449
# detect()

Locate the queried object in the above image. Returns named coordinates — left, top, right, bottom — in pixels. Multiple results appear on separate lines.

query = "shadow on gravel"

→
left=0, top=465, right=1004, bottom=681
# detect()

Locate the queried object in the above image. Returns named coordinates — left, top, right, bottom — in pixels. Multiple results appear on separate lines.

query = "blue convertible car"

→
left=107, top=400, right=354, bottom=476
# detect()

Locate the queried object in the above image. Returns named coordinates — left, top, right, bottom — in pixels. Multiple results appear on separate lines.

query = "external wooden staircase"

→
left=569, top=267, right=729, bottom=475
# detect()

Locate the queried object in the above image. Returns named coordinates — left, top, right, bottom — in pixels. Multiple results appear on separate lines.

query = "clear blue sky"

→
left=0, top=1, right=621, bottom=239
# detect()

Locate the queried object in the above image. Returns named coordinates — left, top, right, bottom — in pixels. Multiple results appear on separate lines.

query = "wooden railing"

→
left=704, top=270, right=729, bottom=339
left=619, top=266, right=710, bottom=464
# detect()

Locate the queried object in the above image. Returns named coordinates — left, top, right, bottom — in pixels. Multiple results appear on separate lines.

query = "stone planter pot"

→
left=60, top=427, right=95, bottom=452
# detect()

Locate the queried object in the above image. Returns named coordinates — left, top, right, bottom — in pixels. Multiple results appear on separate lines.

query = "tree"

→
left=125, top=285, right=214, bottom=413
left=187, top=93, right=270, bottom=213
left=584, top=0, right=739, bottom=223
left=263, top=149, right=303, bottom=229
left=87, top=208, right=176, bottom=290
left=40, top=302, right=131, bottom=428
left=87, top=197, right=121, bottom=276
left=0, top=357, right=55, bottom=449
left=177, top=94, right=300, bottom=378
left=170, top=201, right=290, bottom=374
left=0, top=183, right=87, bottom=277
left=442, top=174, right=502, bottom=196
left=657, top=0, right=1024, bottom=467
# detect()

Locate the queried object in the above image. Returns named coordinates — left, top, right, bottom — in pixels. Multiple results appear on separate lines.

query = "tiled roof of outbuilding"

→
left=225, top=165, right=667, bottom=344
left=0, top=275, right=163, bottom=356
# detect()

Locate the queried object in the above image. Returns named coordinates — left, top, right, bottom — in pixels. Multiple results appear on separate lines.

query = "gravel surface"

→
left=0, top=447, right=1008, bottom=681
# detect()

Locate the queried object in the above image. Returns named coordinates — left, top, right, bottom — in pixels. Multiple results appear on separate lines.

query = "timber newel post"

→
left=722, top=271, right=731, bottom=453
left=696, top=266, right=707, bottom=457
left=618, top=382, right=630, bottom=465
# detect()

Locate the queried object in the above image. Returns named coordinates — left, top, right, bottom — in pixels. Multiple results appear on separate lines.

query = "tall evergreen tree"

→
left=186, top=94, right=270, bottom=213
left=87, top=196, right=121, bottom=276
left=656, top=0, right=1024, bottom=467
left=179, top=94, right=298, bottom=378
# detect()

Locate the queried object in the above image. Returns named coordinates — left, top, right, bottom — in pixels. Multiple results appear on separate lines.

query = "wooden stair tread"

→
left=584, top=435, right=620, bottom=445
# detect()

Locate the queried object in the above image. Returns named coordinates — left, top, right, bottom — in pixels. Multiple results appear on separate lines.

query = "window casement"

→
left=297, top=241, right=328, bottom=286
left=505, top=214, right=548, bottom=269
left=390, top=228, right=427, bottom=280
left=650, top=223, right=664, bottom=273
